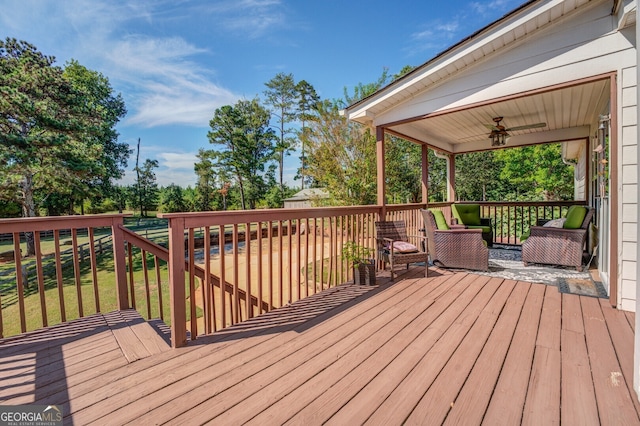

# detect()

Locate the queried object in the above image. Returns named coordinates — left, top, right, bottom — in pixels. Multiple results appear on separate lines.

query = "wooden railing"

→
left=0, top=200, right=587, bottom=346
left=456, top=201, right=584, bottom=245
left=0, top=215, right=129, bottom=338
left=159, top=205, right=397, bottom=347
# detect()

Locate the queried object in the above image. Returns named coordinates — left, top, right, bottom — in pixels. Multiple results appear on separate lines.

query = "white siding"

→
left=620, top=65, right=638, bottom=311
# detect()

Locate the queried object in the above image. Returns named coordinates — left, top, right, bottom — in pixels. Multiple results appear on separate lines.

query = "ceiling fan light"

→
left=489, top=129, right=508, bottom=146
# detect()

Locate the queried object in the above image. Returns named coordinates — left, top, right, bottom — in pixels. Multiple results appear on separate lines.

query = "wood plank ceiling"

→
left=387, top=78, right=610, bottom=154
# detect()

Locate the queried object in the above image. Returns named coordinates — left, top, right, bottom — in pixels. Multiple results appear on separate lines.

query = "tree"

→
left=303, top=99, right=378, bottom=205
left=207, top=99, right=275, bottom=210
left=62, top=60, right=129, bottom=207
left=159, top=184, right=186, bottom=213
left=263, top=73, right=297, bottom=194
left=132, top=159, right=159, bottom=216
left=0, top=38, right=127, bottom=254
left=495, top=143, right=574, bottom=200
left=455, top=151, right=503, bottom=201
left=385, top=137, right=422, bottom=203
left=194, top=148, right=217, bottom=211
left=295, top=80, right=320, bottom=189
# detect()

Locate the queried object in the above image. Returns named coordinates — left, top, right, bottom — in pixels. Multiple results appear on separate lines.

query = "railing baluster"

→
left=13, top=232, right=26, bottom=333
left=142, top=249, right=151, bottom=320
left=71, top=228, right=83, bottom=318
left=278, top=220, right=283, bottom=306
left=155, top=256, right=164, bottom=321
left=219, top=224, right=226, bottom=330
left=188, top=228, right=197, bottom=339
left=245, top=223, right=252, bottom=318
left=33, top=231, right=47, bottom=328
left=232, top=223, right=239, bottom=325
left=296, top=219, right=301, bottom=301
left=53, top=230, right=66, bottom=323
left=287, top=220, right=292, bottom=302
left=88, top=228, right=100, bottom=313
left=204, top=226, right=212, bottom=334
left=127, top=242, right=135, bottom=310
left=257, top=222, right=264, bottom=316
left=268, top=221, right=274, bottom=309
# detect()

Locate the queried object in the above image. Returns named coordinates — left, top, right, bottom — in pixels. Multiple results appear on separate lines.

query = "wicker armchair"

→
left=522, top=207, right=594, bottom=272
left=421, top=209, right=489, bottom=271
left=375, top=221, right=429, bottom=280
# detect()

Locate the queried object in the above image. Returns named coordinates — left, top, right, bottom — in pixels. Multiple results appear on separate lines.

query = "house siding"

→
left=620, top=64, right=637, bottom=312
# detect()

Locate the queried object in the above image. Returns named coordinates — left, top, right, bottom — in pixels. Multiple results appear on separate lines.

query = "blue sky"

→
left=1, top=0, right=523, bottom=187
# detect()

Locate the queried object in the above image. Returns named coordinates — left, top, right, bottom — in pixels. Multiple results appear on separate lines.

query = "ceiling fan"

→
left=484, top=117, right=546, bottom=147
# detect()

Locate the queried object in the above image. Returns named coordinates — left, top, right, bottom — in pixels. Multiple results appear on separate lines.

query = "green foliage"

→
left=494, top=144, right=574, bottom=200
left=303, top=100, right=377, bottom=205
left=0, top=38, right=128, bottom=221
left=455, top=151, right=503, bottom=201
left=159, top=184, right=187, bottom=213
left=385, top=137, right=422, bottom=203
left=295, top=79, right=320, bottom=190
left=194, top=148, right=218, bottom=211
left=341, top=241, right=375, bottom=266
left=264, top=73, right=298, bottom=192
left=207, top=98, right=276, bottom=210
left=131, top=159, right=159, bottom=215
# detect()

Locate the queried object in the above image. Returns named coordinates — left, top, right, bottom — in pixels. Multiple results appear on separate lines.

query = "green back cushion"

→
left=563, top=206, right=587, bottom=229
left=430, top=209, right=449, bottom=230
left=452, top=204, right=481, bottom=226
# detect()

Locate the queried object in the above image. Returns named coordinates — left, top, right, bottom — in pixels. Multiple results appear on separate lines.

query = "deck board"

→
left=1, top=268, right=639, bottom=425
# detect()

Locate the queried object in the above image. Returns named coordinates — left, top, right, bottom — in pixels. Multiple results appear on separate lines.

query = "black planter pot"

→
left=354, top=262, right=376, bottom=285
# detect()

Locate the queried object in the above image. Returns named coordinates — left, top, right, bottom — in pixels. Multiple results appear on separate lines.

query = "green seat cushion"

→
left=452, top=204, right=481, bottom=226
left=563, top=206, right=587, bottom=229
left=520, top=230, right=530, bottom=242
left=467, top=225, right=491, bottom=234
left=429, top=209, right=449, bottom=230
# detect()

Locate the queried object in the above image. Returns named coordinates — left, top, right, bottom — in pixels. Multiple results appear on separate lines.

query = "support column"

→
left=376, top=126, right=386, bottom=218
left=168, top=217, right=187, bottom=348
left=448, top=154, right=456, bottom=202
left=422, top=144, right=429, bottom=205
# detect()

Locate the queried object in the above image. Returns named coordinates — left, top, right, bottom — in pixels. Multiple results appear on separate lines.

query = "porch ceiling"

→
left=385, top=78, right=610, bottom=154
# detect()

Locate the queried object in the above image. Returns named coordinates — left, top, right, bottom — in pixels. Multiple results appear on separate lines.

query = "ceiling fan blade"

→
left=483, top=123, right=499, bottom=131
left=505, top=122, right=546, bottom=131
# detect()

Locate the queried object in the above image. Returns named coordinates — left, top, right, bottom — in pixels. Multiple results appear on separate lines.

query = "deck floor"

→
left=1, top=267, right=639, bottom=425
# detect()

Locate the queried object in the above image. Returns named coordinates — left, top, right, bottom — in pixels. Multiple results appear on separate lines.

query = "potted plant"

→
left=341, top=241, right=376, bottom=285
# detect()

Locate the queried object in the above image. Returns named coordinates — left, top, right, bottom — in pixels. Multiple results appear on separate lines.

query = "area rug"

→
left=469, top=245, right=607, bottom=298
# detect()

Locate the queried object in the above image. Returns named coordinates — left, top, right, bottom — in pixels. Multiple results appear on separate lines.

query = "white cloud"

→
left=157, top=152, right=198, bottom=171
left=107, top=36, right=239, bottom=127
left=0, top=0, right=252, bottom=129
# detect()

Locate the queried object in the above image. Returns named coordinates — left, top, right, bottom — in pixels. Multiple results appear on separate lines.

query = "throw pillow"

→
left=430, top=209, right=449, bottom=230
left=563, top=206, right=587, bottom=229
left=543, top=218, right=566, bottom=228
left=392, top=241, right=418, bottom=253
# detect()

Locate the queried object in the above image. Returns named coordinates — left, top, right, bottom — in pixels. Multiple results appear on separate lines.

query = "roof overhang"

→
left=343, top=0, right=620, bottom=154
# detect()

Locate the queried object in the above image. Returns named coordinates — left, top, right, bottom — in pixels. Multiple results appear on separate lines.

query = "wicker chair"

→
left=522, top=207, right=594, bottom=272
left=421, top=209, right=489, bottom=271
left=375, top=221, right=429, bottom=280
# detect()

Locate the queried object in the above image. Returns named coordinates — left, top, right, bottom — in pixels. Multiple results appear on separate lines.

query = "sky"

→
left=1, top=0, right=524, bottom=188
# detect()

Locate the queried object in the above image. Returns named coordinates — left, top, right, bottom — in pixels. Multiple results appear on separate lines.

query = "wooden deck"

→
left=1, top=267, right=639, bottom=425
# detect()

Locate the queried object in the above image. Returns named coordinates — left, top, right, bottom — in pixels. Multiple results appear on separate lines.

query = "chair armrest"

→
left=450, top=224, right=467, bottom=229
left=407, top=234, right=428, bottom=240
left=529, top=226, right=587, bottom=236
left=434, top=228, right=483, bottom=235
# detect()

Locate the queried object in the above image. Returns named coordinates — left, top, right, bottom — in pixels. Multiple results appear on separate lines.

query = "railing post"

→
left=112, top=217, right=129, bottom=310
left=168, top=217, right=187, bottom=348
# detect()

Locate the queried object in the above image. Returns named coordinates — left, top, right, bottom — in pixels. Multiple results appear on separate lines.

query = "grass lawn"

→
left=0, top=216, right=201, bottom=338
